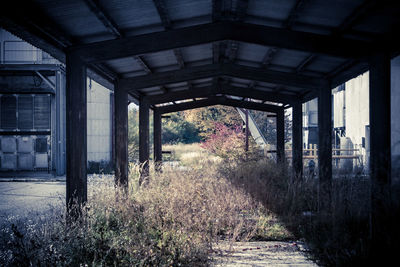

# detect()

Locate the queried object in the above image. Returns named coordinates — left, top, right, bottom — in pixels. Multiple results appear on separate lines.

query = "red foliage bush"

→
left=201, top=122, right=246, bottom=160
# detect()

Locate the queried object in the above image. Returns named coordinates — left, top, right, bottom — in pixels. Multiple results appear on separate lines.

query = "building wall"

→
left=87, top=79, right=112, bottom=163
left=344, top=72, right=370, bottom=147
left=1, top=28, right=113, bottom=174
left=303, top=98, right=318, bottom=147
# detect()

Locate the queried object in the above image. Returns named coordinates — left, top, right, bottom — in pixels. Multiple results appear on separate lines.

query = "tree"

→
left=184, top=105, right=242, bottom=139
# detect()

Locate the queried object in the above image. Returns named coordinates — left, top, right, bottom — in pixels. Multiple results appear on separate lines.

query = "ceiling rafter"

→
left=83, top=0, right=122, bottom=38
left=154, top=95, right=282, bottom=114
left=145, top=83, right=296, bottom=105
left=72, top=21, right=373, bottom=64
left=333, top=0, right=380, bottom=36
left=152, top=0, right=189, bottom=91
left=250, top=0, right=307, bottom=91
left=119, top=63, right=328, bottom=93
left=0, top=0, right=118, bottom=89
left=295, top=54, right=316, bottom=73
left=283, top=0, right=308, bottom=30
left=296, top=0, right=380, bottom=80
left=225, top=0, right=248, bottom=63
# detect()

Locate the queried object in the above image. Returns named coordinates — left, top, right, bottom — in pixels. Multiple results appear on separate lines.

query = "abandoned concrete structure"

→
left=1, top=0, right=399, bottom=245
left=0, top=29, right=113, bottom=175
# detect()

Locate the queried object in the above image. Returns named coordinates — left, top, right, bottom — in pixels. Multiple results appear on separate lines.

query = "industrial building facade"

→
left=0, top=28, right=113, bottom=175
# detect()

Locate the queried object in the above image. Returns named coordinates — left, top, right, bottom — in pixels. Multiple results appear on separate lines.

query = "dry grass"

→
left=0, top=156, right=293, bottom=266
left=2, top=143, right=391, bottom=266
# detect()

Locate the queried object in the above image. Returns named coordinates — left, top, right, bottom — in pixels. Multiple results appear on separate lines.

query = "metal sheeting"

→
left=0, top=95, right=17, bottom=129
left=4, top=0, right=398, bottom=103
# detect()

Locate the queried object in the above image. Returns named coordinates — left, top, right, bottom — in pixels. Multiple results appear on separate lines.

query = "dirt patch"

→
left=212, top=241, right=318, bottom=266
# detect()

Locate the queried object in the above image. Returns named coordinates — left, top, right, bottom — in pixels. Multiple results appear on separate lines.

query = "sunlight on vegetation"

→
left=0, top=157, right=296, bottom=266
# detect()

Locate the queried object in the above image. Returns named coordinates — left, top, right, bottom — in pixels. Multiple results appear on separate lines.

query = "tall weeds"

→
left=0, top=161, right=288, bottom=266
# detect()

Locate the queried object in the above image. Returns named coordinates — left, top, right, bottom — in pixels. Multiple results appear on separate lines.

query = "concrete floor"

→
left=0, top=181, right=65, bottom=222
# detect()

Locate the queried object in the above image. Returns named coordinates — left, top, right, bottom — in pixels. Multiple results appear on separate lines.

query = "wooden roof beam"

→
left=145, top=83, right=298, bottom=105
left=295, top=54, right=316, bottom=73
left=71, top=21, right=373, bottom=63
left=283, top=0, right=308, bottom=30
left=155, top=96, right=282, bottom=114
left=83, top=0, right=122, bottom=38
left=119, top=63, right=328, bottom=92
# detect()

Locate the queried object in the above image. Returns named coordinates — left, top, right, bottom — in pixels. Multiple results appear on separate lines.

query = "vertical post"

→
left=55, top=69, right=66, bottom=175
left=114, top=81, right=129, bottom=188
left=110, top=92, right=115, bottom=166
left=318, top=86, right=332, bottom=212
left=66, top=51, right=87, bottom=209
left=369, top=52, right=391, bottom=247
left=245, top=109, right=249, bottom=152
left=292, top=101, right=303, bottom=179
left=153, top=110, right=162, bottom=171
left=139, top=97, right=150, bottom=185
left=277, top=109, right=285, bottom=163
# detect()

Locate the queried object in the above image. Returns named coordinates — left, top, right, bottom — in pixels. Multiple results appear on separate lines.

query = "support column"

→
left=55, top=69, right=66, bottom=175
left=245, top=109, right=249, bottom=152
left=292, top=101, right=303, bottom=179
left=114, top=82, right=128, bottom=188
left=318, top=86, right=332, bottom=211
left=369, top=52, right=391, bottom=247
left=153, top=110, right=162, bottom=171
left=139, top=97, right=150, bottom=185
left=277, top=109, right=285, bottom=163
left=66, top=51, right=87, bottom=209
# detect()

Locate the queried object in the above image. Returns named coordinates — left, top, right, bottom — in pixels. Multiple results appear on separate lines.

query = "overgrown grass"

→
left=2, top=144, right=395, bottom=266
left=0, top=155, right=292, bottom=266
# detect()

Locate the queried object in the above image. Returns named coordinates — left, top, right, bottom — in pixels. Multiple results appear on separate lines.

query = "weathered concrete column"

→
left=139, top=97, right=150, bottom=184
left=318, top=86, right=332, bottom=211
left=66, top=51, right=87, bottom=209
left=153, top=110, right=162, bottom=171
left=276, top=109, right=285, bottom=163
left=114, top=82, right=129, bottom=188
left=369, top=52, right=391, bottom=246
left=292, top=101, right=303, bottom=179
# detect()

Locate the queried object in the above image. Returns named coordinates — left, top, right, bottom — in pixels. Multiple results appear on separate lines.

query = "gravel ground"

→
left=212, top=241, right=318, bottom=266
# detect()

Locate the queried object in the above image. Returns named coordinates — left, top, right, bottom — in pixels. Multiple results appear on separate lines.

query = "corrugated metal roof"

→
left=2, top=0, right=399, bottom=104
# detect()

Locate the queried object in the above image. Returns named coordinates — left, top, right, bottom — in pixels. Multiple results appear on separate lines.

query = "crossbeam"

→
left=154, top=96, right=281, bottom=114
left=145, top=83, right=299, bottom=105
left=70, top=21, right=373, bottom=63
left=119, top=63, right=328, bottom=92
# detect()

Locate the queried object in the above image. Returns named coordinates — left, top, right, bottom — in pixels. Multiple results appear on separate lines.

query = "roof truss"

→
left=154, top=95, right=282, bottom=114
left=71, top=21, right=374, bottom=63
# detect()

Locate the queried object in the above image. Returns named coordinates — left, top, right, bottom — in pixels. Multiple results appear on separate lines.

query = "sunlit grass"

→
left=0, top=148, right=294, bottom=266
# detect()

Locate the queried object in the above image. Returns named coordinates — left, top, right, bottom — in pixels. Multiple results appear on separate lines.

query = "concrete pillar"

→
left=114, top=82, right=128, bottom=188
left=153, top=110, right=162, bottom=171
left=369, top=52, right=391, bottom=245
left=66, top=51, right=87, bottom=209
left=139, top=97, right=150, bottom=184
left=277, top=109, right=285, bottom=163
left=292, top=101, right=303, bottom=179
left=318, top=86, right=332, bottom=211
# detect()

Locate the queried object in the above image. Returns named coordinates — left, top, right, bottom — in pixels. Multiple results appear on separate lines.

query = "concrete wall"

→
left=344, top=72, right=370, bottom=147
left=87, top=79, right=112, bottom=163
left=303, top=98, right=318, bottom=147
